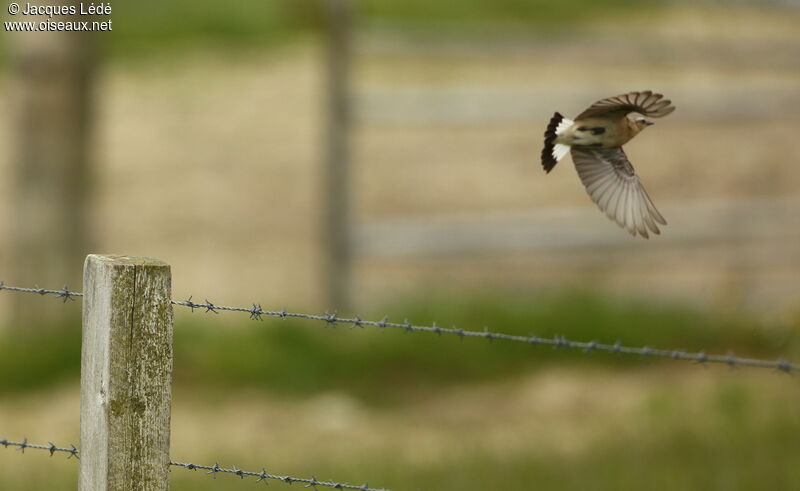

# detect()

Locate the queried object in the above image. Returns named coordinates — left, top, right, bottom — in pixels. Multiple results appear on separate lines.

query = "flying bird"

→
left=541, top=91, right=675, bottom=238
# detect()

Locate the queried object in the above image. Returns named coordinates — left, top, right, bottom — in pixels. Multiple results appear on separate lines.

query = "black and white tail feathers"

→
left=541, top=112, right=573, bottom=173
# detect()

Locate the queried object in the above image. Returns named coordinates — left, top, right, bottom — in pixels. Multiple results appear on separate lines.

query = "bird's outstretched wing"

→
left=571, top=147, right=666, bottom=238
left=575, top=90, right=675, bottom=120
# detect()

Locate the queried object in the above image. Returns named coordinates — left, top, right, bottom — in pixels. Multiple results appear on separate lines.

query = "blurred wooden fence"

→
left=355, top=196, right=800, bottom=255
left=352, top=196, right=800, bottom=311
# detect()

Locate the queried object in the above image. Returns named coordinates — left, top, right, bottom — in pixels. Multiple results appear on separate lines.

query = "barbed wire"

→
left=170, top=297, right=797, bottom=373
left=1, top=438, right=389, bottom=490
left=170, top=461, right=387, bottom=490
left=0, top=282, right=81, bottom=302
left=0, top=438, right=79, bottom=458
left=1, top=281, right=797, bottom=373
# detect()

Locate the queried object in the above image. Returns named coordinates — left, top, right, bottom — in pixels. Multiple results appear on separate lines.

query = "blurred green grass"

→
left=390, top=385, right=800, bottom=490
left=1, top=290, right=795, bottom=403
left=105, top=1, right=297, bottom=57
left=358, top=0, right=655, bottom=25
left=35, top=0, right=658, bottom=59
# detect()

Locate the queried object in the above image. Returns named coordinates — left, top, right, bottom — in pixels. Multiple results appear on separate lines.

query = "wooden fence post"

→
left=79, top=255, right=173, bottom=490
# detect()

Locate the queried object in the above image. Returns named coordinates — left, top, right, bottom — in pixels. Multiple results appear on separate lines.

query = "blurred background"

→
left=1, top=0, right=800, bottom=489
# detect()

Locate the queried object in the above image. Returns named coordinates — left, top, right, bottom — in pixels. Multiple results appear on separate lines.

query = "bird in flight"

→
left=541, top=91, right=675, bottom=238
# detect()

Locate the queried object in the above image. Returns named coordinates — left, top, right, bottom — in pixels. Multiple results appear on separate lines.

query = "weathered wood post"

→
left=80, top=255, right=173, bottom=490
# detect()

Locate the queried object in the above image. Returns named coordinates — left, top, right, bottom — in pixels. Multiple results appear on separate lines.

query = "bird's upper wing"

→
left=575, top=91, right=675, bottom=120
left=571, top=147, right=666, bottom=238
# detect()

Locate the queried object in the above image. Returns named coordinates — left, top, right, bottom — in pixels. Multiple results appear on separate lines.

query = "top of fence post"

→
left=79, top=254, right=173, bottom=491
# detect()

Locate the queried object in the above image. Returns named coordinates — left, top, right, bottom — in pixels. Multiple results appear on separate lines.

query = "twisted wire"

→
left=170, top=297, right=797, bottom=372
left=1, top=438, right=388, bottom=490
left=0, top=438, right=79, bottom=458
left=0, top=282, right=81, bottom=302
left=1, top=281, right=796, bottom=372
left=170, top=460, right=387, bottom=490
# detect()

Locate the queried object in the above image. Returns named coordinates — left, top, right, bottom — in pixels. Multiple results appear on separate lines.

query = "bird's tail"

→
left=541, top=112, right=573, bottom=173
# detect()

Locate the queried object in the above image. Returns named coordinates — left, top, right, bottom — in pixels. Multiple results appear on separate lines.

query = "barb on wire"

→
left=170, top=460, right=389, bottom=490
left=1, top=438, right=389, bottom=490
left=2, top=281, right=797, bottom=373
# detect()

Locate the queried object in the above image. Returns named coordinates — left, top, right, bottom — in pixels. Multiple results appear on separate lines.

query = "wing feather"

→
left=586, top=173, right=617, bottom=194
left=612, top=179, right=625, bottom=220
left=616, top=187, right=629, bottom=227
left=575, top=90, right=675, bottom=120
left=583, top=167, right=616, bottom=185
left=641, top=92, right=659, bottom=108
left=624, top=184, right=636, bottom=235
left=589, top=178, right=617, bottom=207
left=598, top=174, right=622, bottom=216
left=570, top=147, right=666, bottom=238
left=640, top=195, right=661, bottom=235
left=629, top=186, right=649, bottom=238
left=642, top=186, right=667, bottom=225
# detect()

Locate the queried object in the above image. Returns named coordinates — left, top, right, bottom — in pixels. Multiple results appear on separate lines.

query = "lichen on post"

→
left=80, top=254, right=173, bottom=490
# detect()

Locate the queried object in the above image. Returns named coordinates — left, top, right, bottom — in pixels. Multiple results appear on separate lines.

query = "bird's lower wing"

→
left=570, top=147, right=666, bottom=238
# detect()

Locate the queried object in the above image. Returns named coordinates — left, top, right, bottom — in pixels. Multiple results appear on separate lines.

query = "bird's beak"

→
left=644, top=120, right=654, bottom=126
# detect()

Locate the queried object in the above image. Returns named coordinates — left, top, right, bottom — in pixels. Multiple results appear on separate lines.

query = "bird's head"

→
left=634, top=117, right=655, bottom=131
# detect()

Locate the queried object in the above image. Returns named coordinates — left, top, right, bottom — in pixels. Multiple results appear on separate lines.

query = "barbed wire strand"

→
left=0, top=282, right=82, bottom=302
left=1, top=438, right=388, bottom=491
left=170, top=298, right=797, bottom=373
left=0, top=438, right=79, bottom=459
left=169, top=461, right=387, bottom=490
left=1, top=281, right=796, bottom=373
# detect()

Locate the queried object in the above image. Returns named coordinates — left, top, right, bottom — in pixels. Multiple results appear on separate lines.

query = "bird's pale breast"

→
left=556, top=117, right=636, bottom=149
